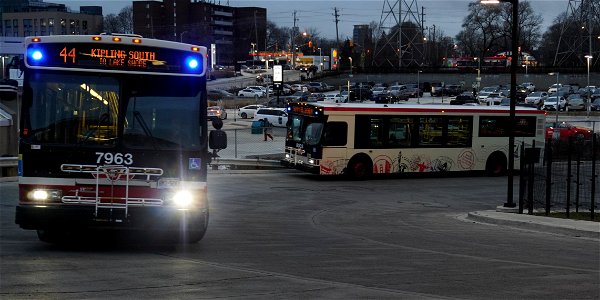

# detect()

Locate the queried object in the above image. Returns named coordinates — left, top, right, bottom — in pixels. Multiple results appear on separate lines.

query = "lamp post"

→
left=585, top=55, right=593, bottom=117
left=250, top=43, right=256, bottom=68
left=482, top=0, right=518, bottom=208
left=417, top=70, right=422, bottom=104
left=549, top=72, right=560, bottom=125
left=180, top=31, right=189, bottom=42
left=318, top=47, right=322, bottom=72
left=475, top=57, right=481, bottom=94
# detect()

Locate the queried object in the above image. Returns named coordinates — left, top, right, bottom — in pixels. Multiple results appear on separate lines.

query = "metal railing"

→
left=519, top=122, right=599, bottom=220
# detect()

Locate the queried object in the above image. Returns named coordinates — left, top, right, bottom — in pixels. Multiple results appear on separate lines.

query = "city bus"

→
left=14, top=34, right=226, bottom=243
left=282, top=102, right=546, bottom=179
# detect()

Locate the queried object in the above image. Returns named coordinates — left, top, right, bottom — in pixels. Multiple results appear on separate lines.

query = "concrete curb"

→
left=467, top=210, right=600, bottom=239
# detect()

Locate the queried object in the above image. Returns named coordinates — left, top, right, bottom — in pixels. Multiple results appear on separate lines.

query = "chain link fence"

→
left=212, top=126, right=287, bottom=161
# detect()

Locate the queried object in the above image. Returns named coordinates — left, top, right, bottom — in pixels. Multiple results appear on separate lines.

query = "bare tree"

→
left=103, top=6, right=133, bottom=34
left=456, top=1, right=542, bottom=61
left=117, top=6, right=133, bottom=34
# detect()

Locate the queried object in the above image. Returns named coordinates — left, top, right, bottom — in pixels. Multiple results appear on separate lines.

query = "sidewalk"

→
left=467, top=208, right=599, bottom=239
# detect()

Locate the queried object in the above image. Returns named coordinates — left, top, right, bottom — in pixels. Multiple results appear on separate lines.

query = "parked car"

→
left=370, top=86, right=388, bottom=98
left=207, top=106, right=227, bottom=120
left=548, top=83, right=563, bottom=94
left=237, top=104, right=266, bottom=119
left=207, top=89, right=235, bottom=100
left=387, top=85, right=410, bottom=100
left=522, top=82, right=535, bottom=92
left=266, top=84, right=291, bottom=95
left=524, top=91, right=548, bottom=106
left=545, top=121, right=593, bottom=141
left=323, top=93, right=348, bottom=103
left=247, top=85, right=273, bottom=96
left=591, top=98, right=600, bottom=111
left=450, top=93, right=479, bottom=105
left=542, top=96, right=567, bottom=111
left=290, top=84, right=308, bottom=92
left=237, top=88, right=264, bottom=98
left=484, top=93, right=504, bottom=105
left=435, top=84, right=463, bottom=97
left=320, top=82, right=335, bottom=92
left=350, top=86, right=373, bottom=101
left=307, top=93, right=326, bottom=102
left=285, top=91, right=311, bottom=102
left=566, top=95, right=586, bottom=111
left=306, top=82, right=327, bottom=92
left=253, top=108, right=288, bottom=127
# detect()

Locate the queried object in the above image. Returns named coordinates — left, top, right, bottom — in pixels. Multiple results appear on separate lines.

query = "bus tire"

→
left=37, top=229, right=61, bottom=243
left=485, top=152, right=507, bottom=176
left=182, top=212, right=209, bottom=243
left=347, top=155, right=373, bottom=180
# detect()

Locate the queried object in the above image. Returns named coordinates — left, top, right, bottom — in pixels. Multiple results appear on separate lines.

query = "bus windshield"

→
left=24, top=72, right=202, bottom=149
left=288, top=115, right=324, bottom=146
left=26, top=72, right=119, bottom=146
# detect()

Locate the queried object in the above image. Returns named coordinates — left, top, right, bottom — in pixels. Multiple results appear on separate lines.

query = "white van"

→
left=253, top=108, right=288, bottom=127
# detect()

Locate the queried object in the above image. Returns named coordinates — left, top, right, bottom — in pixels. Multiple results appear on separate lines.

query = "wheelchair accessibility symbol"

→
left=189, top=158, right=201, bottom=170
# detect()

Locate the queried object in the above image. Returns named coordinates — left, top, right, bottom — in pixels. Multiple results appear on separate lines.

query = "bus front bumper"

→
left=281, top=157, right=320, bottom=174
left=15, top=204, right=208, bottom=232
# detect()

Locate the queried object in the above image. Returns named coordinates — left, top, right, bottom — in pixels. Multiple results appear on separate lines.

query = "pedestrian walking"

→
left=262, top=118, right=274, bottom=141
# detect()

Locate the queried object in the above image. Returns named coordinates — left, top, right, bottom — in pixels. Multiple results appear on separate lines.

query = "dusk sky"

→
left=53, top=0, right=570, bottom=40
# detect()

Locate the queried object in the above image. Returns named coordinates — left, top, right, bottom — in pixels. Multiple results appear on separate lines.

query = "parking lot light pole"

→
left=585, top=55, right=593, bottom=117
left=417, top=70, right=422, bottom=104
left=549, top=72, right=560, bottom=125
left=482, top=0, right=518, bottom=208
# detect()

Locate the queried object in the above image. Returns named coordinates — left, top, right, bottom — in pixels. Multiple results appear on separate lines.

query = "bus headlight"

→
left=308, top=158, right=316, bottom=165
left=172, top=190, right=193, bottom=209
left=28, top=189, right=62, bottom=202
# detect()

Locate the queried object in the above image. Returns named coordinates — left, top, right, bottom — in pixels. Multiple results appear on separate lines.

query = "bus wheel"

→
left=37, top=229, right=61, bottom=243
left=347, top=156, right=373, bottom=180
left=485, top=153, right=507, bottom=176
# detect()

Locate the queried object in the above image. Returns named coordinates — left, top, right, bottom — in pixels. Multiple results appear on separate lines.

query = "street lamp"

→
left=585, top=55, right=593, bottom=117
left=482, top=0, right=518, bottom=208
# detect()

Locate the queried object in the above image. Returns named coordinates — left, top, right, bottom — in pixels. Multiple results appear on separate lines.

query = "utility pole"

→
left=421, top=6, right=426, bottom=66
left=291, top=11, right=299, bottom=68
left=333, top=8, right=340, bottom=47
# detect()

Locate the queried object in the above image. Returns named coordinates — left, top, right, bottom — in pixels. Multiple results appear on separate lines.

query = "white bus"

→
left=282, top=103, right=546, bottom=179
left=15, top=34, right=227, bottom=243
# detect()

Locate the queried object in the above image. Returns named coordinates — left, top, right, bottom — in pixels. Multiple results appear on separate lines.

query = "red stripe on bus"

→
left=322, top=106, right=546, bottom=115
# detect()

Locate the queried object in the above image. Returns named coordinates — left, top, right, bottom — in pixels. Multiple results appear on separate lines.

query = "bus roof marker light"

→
left=191, top=47, right=200, bottom=52
left=132, top=38, right=142, bottom=44
left=32, top=37, right=41, bottom=43
left=92, top=36, right=102, bottom=41
left=112, top=37, right=122, bottom=42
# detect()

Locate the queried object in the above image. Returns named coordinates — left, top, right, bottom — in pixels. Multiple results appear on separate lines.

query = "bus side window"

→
left=323, top=122, right=347, bottom=146
left=388, top=117, right=412, bottom=147
left=418, top=117, right=443, bottom=146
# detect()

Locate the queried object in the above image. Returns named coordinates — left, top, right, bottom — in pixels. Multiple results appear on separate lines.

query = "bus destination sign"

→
left=26, top=42, right=203, bottom=74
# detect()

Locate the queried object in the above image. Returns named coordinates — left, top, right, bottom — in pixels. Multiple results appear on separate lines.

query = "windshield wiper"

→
left=132, top=111, right=159, bottom=150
